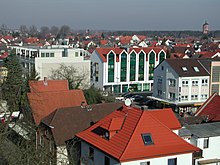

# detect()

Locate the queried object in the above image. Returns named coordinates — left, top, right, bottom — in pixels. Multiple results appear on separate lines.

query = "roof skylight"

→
left=193, top=67, right=200, bottom=72
left=182, top=67, right=188, bottom=72
left=142, top=133, right=154, bottom=145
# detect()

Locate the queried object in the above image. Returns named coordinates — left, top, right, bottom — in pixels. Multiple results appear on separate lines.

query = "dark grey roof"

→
left=179, top=122, right=220, bottom=138
left=166, top=58, right=210, bottom=77
left=41, top=102, right=123, bottom=146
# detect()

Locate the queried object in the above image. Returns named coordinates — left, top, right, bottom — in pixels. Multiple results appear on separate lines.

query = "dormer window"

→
left=142, top=133, right=154, bottom=145
left=182, top=67, right=188, bottom=72
left=193, top=67, right=199, bottom=72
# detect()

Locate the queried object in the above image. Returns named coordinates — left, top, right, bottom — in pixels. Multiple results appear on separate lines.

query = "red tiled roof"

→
left=95, top=47, right=164, bottom=63
left=29, top=80, right=69, bottom=93
left=0, top=52, right=8, bottom=59
left=195, top=93, right=220, bottom=122
left=76, top=106, right=200, bottom=162
left=149, top=108, right=182, bottom=130
left=28, top=89, right=87, bottom=125
left=100, top=40, right=108, bottom=46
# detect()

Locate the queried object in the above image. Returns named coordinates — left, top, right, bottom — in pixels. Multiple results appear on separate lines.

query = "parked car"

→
left=130, top=95, right=144, bottom=102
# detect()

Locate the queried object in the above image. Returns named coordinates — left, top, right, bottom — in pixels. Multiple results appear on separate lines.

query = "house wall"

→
left=80, top=141, right=193, bottom=165
left=81, top=141, right=119, bottom=165
left=153, top=61, right=210, bottom=108
left=121, top=153, right=193, bottom=165
left=90, top=50, right=104, bottom=90
left=193, top=136, right=220, bottom=164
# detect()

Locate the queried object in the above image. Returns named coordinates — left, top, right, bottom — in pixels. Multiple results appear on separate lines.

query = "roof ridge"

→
left=119, top=110, right=143, bottom=160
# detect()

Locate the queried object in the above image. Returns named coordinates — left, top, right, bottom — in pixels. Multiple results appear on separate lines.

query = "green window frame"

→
left=138, top=52, right=144, bottom=81
left=108, top=52, right=115, bottom=82
left=159, top=51, right=165, bottom=63
left=130, top=52, right=136, bottom=81
left=149, top=52, right=155, bottom=80
left=121, top=52, right=127, bottom=82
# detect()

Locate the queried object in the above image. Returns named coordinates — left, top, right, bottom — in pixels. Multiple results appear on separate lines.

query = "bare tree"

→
left=29, top=25, right=38, bottom=37
left=19, top=25, right=29, bottom=35
left=58, top=25, right=71, bottom=38
left=50, top=26, right=59, bottom=36
left=0, top=24, right=8, bottom=35
left=49, top=64, right=89, bottom=90
left=40, top=26, right=50, bottom=38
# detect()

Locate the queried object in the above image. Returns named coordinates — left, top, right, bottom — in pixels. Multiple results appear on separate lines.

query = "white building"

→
left=90, top=47, right=166, bottom=93
left=180, top=122, right=220, bottom=165
left=10, top=45, right=91, bottom=89
left=153, top=58, right=211, bottom=112
left=76, top=106, right=201, bottom=165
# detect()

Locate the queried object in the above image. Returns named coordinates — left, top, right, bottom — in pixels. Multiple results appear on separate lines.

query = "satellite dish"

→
left=124, top=98, right=132, bottom=107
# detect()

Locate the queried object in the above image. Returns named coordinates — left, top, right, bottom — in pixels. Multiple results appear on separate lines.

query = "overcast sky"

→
left=0, top=0, right=219, bottom=31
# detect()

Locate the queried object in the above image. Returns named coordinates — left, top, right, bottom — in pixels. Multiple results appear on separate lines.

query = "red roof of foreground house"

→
left=29, top=79, right=69, bottom=93
left=194, top=93, right=220, bottom=122
left=76, top=106, right=200, bottom=162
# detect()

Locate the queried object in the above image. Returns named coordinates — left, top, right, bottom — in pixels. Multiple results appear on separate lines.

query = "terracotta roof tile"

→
left=195, top=93, right=220, bottom=122
left=29, top=80, right=69, bottom=93
left=28, top=89, right=86, bottom=125
left=76, top=106, right=200, bottom=162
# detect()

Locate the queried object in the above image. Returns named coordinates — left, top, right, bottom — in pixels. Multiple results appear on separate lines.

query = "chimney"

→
left=43, top=77, right=48, bottom=86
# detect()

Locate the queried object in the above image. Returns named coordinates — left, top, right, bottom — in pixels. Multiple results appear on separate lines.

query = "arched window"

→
left=120, top=52, right=127, bottom=82
left=108, top=52, right=114, bottom=82
left=149, top=52, right=155, bottom=80
left=138, top=52, right=144, bottom=81
left=130, top=52, right=136, bottom=81
left=159, top=51, right=165, bottom=63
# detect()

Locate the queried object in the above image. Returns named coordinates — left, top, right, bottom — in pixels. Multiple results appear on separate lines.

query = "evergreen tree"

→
left=1, top=54, right=24, bottom=113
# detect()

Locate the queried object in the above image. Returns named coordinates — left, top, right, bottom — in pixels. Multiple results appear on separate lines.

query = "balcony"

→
left=193, top=150, right=203, bottom=159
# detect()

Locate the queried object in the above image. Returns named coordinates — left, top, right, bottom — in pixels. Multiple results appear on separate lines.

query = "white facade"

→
left=91, top=48, right=166, bottom=93
left=10, top=45, right=91, bottom=89
left=180, top=123, right=220, bottom=165
left=81, top=141, right=194, bottom=165
left=153, top=60, right=210, bottom=112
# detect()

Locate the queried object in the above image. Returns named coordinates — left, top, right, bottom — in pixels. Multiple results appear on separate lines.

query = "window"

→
left=202, top=79, right=208, bottom=86
left=204, top=138, right=209, bottom=149
left=192, top=80, right=198, bottom=86
left=191, top=95, right=198, bottom=100
left=193, top=66, right=200, bottom=72
left=169, top=79, right=176, bottom=87
left=50, top=53, right=54, bottom=57
left=181, top=95, right=188, bottom=101
left=182, top=67, right=188, bottom=72
left=201, top=94, right=208, bottom=100
left=142, top=133, right=154, bottom=145
left=89, top=147, right=94, bottom=161
left=169, top=93, right=176, bottom=100
left=182, top=80, right=188, bottom=87
left=168, top=158, right=177, bottom=165
left=41, top=53, right=45, bottom=57
left=158, top=78, right=162, bottom=84
left=75, top=52, right=79, bottom=57
left=158, top=90, right=162, bottom=96
left=140, top=162, right=150, bottom=165
left=104, top=156, right=110, bottom=165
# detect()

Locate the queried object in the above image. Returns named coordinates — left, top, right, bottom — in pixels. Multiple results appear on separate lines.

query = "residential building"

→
left=9, top=45, right=91, bottom=88
left=37, top=102, right=122, bottom=165
left=76, top=106, right=201, bottom=165
left=90, top=47, right=166, bottom=93
left=180, top=122, right=220, bottom=165
left=153, top=58, right=210, bottom=112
